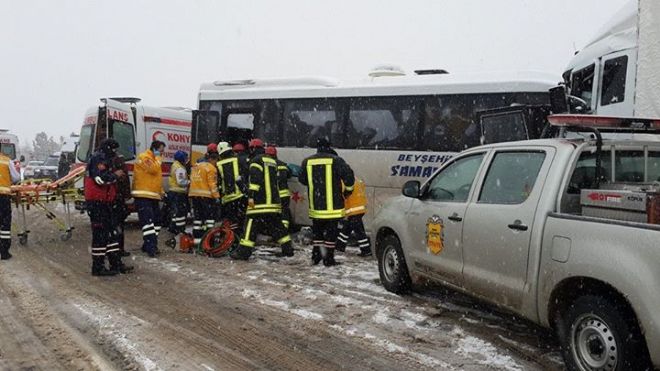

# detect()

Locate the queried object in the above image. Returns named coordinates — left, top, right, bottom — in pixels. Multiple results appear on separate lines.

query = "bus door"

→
left=477, top=105, right=550, bottom=145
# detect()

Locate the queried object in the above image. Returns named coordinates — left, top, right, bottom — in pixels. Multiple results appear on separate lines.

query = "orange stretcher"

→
left=10, top=166, right=86, bottom=245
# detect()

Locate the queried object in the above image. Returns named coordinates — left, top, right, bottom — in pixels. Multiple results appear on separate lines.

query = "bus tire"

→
left=377, top=234, right=411, bottom=294
left=557, top=294, right=651, bottom=371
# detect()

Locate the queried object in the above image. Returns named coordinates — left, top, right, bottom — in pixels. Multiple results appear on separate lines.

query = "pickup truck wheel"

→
left=377, top=235, right=411, bottom=294
left=558, top=295, right=650, bottom=371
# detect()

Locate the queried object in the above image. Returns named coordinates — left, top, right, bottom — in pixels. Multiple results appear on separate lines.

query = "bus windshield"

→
left=77, top=124, right=95, bottom=162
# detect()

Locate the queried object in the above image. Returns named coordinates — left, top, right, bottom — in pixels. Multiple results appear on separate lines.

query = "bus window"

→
left=481, top=111, right=528, bottom=144
left=423, top=96, right=473, bottom=152
left=600, top=55, right=628, bottom=106
left=283, top=99, right=339, bottom=148
left=77, top=124, right=95, bottom=162
left=110, top=120, right=136, bottom=161
left=253, top=100, right=281, bottom=144
left=347, top=97, right=420, bottom=149
left=193, top=110, right=220, bottom=145
left=570, top=64, right=595, bottom=111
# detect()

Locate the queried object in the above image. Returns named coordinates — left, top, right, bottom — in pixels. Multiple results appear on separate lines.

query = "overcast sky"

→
left=0, top=0, right=628, bottom=147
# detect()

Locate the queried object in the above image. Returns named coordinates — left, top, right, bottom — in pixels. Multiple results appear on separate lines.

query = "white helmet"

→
left=217, top=141, right=231, bottom=155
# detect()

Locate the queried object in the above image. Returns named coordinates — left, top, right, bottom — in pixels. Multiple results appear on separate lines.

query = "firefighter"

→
left=265, top=145, right=292, bottom=231
left=230, top=139, right=293, bottom=260
left=165, top=150, right=190, bottom=248
left=0, top=151, right=21, bottom=260
left=336, top=177, right=372, bottom=257
left=84, top=139, right=133, bottom=275
left=132, top=140, right=166, bottom=257
left=111, top=154, right=132, bottom=257
left=299, top=137, right=355, bottom=266
left=188, top=149, right=220, bottom=248
left=216, top=142, right=248, bottom=235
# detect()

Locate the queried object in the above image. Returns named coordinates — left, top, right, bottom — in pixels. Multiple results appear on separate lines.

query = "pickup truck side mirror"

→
left=402, top=180, right=421, bottom=198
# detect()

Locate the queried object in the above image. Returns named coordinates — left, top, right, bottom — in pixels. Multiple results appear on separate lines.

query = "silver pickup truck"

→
left=373, top=134, right=660, bottom=370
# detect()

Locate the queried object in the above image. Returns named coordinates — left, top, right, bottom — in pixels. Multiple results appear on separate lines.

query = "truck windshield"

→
left=77, top=124, right=95, bottom=162
left=0, top=143, right=16, bottom=160
left=570, top=64, right=595, bottom=111
left=44, top=157, right=59, bottom=166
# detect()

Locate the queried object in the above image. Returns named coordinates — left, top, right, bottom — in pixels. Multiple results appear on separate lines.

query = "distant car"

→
left=33, top=156, right=59, bottom=180
left=23, top=160, right=44, bottom=179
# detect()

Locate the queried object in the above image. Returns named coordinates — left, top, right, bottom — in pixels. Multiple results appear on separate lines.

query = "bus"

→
left=194, top=69, right=557, bottom=227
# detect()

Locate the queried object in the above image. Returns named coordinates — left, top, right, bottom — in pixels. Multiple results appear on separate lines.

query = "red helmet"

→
left=265, top=145, right=277, bottom=156
left=249, top=138, right=264, bottom=148
left=232, top=143, right=245, bottom=153
left=207, top=143, right=218, bottom=153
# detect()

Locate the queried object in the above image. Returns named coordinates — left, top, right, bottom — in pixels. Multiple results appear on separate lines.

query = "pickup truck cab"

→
left=373, top=116, right=660, bottom=370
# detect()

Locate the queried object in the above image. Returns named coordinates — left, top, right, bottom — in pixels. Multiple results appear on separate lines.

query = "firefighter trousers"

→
left=167, top=192, right=188, bottom=235
left=222, top=197, right=247, bottom=235
left=0, top=195, right=12, bottom=258
left=87, top=201, right=119, bottom=266
left=191, top=197, right=216, bottom=246
left=231, top=212, right=293, bottom=260
left=337, top=214, right=371, bottom=253
left=135, top=198, right=160, bottom=255
left=281, top=196, right=291, bottom=231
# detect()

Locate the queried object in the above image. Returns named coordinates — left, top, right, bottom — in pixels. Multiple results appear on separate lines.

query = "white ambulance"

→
left=0, top=129, right=19, bottom=161
left=75, top=98, right=192, bottom=190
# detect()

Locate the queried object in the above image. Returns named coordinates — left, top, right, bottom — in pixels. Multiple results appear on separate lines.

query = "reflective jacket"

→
left=276, top=159, right=291, bottom=199
left=344, top=178, right=367, bottom=217
left=131, top=150, right=163, bottom=200
left=247, top=154, right=281, bottom=215
left=84, top=151, right=117, bottom=203
left=189, top=161, right=220, bottom=199
left=168, top=160, right=189, bottom=193
left=217, top=153, right=248, bottom=204
left=0, top=154, right=20, bottom=195
left=299, top=152, right=355, bottom=219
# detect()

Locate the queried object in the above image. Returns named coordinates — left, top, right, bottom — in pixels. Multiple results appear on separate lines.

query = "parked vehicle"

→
left=373, top=115, right=659, bottom=370
left=0, top=129, right=19, bottom=160
left=23, top=160, right=43, bottom=179
left=34, top=155, right=59, bottom=180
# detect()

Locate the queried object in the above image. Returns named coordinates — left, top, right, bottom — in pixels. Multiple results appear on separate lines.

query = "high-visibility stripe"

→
left=344, top=184, right=354, bottom=191
left=277, top=235, right=291, bottom=244
left=307, top=158, right=333, bottom=166
left=107, top=242, right=119, bottom=247
left=0, top=236, right=11, bottom=240
left=345, top=206, right=366, bottom=215
left=249, top=184, right=260, bottom=191
left=239, top=239, right=255, bottom=247
left=132, top=190, right=162, bottom=199
left=222, top=193, right=243, bottom=204
left=250, top=163, right=263, bottom=171
left=189, top=189, right=213, bottom=197
left=264, top=163, right=272, bottom=205
left=325, top=163, right=333, bottom=212
left=306, top=164, right=314, bottom=211
left=0, top=186, right=11, bottom=194
left=279, top=189, right=290, bottom=198
left=246, top=208, right=281, bottom=215
left=142, top=224, right=154, bottom=230
left=244, top=218, right=253, bottom=238
left=143, top=230, right=157, bottom=236
left=0, top=159, right=9, bottom=165
left=282, top=220, right=290, bottom=227
left=309, top=209, right=344, bottom=219
left=169, top=186, right=187, bottom=193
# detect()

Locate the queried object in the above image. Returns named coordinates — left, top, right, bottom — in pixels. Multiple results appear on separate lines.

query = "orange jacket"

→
left=189, top=161, right=220, bottom=199
left=131, top=150, right=163, bottom=200
left=344, top=178, right=367, bottom=217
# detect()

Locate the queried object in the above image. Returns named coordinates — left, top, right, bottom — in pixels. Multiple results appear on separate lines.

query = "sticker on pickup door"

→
left=426, top=215, right=444, bottom=255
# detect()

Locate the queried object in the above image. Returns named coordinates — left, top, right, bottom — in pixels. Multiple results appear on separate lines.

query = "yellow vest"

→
left=189, top=161, right=220, bottom=199
left=0, top=155, right=11, bottom=195
left=131, top=150, right=163, bottom=200
left=168, top=160, right=188, bottom=193
left=344, top=178, right=367, bottom=217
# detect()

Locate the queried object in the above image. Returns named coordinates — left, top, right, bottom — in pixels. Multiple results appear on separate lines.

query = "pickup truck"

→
left=373, top=130, right=660, bottom=370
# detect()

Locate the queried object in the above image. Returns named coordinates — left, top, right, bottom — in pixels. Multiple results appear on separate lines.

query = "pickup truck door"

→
left=461, top=148, right=554, bottom=309
left=405, top=152, right=487, bottom=286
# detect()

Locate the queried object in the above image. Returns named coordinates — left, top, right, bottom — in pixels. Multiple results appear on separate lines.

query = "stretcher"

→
left=9, top=166, right=86, bottom=245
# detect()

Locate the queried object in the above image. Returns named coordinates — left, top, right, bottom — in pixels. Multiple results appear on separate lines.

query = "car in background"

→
left=33, top=155, right=59, bottom=180
left=23, top=160, right=43, bottom=179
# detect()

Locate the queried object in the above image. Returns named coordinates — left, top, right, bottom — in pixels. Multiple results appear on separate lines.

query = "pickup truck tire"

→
left=558, top=294, right=651, bottom=371
left=377, top=235, right=411, bottom=294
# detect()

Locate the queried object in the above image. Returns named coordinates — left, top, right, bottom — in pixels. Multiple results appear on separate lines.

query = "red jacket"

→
left=84, top=151, right=117, bottom=203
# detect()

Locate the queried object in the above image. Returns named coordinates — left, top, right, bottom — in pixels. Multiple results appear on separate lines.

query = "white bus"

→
left=194, top=69, right=556, bottom=227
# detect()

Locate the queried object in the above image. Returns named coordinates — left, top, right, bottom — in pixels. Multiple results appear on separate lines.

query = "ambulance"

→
left=0, top=129, right=19, bottom=161
left=75, top=98, right=192, bottom=191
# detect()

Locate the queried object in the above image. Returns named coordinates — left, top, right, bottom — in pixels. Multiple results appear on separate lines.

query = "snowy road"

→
left=0, top=210, right=564, bottom=370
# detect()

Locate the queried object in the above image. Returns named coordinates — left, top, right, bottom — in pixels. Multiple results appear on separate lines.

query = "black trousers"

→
left=239, top=212, right=291, bottom=249
left=135, top=198, right=160, bottom=254
left=281, top=197, right=291, bottom=230
left=87, top=201, right=118, bottom=261
left=192, top=197, right=216, bottom=245
left=337, top=214, right=371, bottom=252
left=222, top=197, right=247, bottom=234
left=0, top=195, right=12, bottom=255
left=167, top=192, right=188, bottom=234
left=312, top=218, right=340, bottom=251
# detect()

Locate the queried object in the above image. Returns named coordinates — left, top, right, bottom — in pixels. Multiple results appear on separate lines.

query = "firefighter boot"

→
left=91, top=256, right=118, bottom=276
left=230, top=244, right=252, bottom=261
left=0, top=246, right=12, bottom=260
left=108, top=252, right=134, bottom=274
left=275, top=241, right=294, bottom=258
left=311, top=246, right=322, bottom=265
left=323, top=248, right=341, bottom=267
left=358, top=238, right=372, bottom=257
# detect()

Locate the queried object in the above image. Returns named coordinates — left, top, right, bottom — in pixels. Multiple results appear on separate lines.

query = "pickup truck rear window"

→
left=479, top=151, right=546, bottom=204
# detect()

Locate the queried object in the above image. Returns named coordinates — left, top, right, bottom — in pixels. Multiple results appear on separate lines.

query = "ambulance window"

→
left=0, top=144, right=16, bottom=160
left=570, top=64, right=595, bottom=111
left=111, top=120, right=136, bottom=161
left=600, top=56, right=628, bottom=106
left=77, top=125, right=95, bottom=162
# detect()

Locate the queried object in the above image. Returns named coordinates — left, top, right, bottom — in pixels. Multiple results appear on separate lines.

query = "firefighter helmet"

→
left=265, top=145, right=277, bottom=157
left=249, top=138, right=264, bottom=149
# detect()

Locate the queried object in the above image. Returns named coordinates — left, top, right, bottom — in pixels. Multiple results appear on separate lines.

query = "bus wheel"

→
left=377, top=234, right=411, bottom=294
